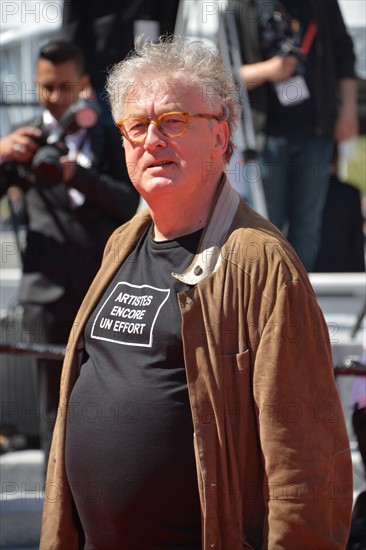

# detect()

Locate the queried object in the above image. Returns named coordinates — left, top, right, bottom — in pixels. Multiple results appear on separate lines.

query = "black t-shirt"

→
left=65, top=225, right=202, bottom=550
left=263, top=0, right=317, bottom=140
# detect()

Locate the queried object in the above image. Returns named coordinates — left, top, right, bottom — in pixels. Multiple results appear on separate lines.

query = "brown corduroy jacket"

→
left=40, top=176, right=352, bottom=549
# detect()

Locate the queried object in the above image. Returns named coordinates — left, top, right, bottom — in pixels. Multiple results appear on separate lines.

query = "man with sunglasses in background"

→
left=41, top=37, right=352, bottom=549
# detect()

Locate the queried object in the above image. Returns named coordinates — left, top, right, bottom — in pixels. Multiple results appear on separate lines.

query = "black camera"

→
left=31, top=97, right=100, bottom=184
left=259, top=5, right=301, bottom=60
left=1, top=98, right=100, bottom=194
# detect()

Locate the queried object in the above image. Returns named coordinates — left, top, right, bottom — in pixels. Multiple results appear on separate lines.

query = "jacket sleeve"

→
left=65, top=122, right=140, bottom=222
left=253, top=279, right=353, bottom=549
left=326, top=0, right=357, bottom=79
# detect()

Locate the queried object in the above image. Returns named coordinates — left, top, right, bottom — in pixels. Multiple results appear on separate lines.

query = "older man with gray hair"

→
left=41, top=36, right=352, bottom=550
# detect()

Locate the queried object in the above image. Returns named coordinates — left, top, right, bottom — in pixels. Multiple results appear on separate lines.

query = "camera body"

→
left=31, top=130, right=69, bottom=184
left=259, top=6, right=301, bottom=60
left=1, top=98, right=100, bottom=193
left=31, top=97, right=100, bottom=183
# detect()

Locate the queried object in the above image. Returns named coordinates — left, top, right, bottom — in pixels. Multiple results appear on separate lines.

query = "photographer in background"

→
left=233, top=0, right=358, bottom=271
left=0, top=40, right=139, bottom=470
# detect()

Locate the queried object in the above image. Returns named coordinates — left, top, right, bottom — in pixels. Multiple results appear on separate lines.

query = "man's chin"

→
left=143, top=176, right=176, bottom=191
left=47, top=108, right=66, bottom=122
left=137, top=177, right=177, bottom=202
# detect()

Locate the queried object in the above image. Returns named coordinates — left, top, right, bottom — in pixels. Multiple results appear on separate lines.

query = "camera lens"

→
left=32, top=146, right=64, bottom=184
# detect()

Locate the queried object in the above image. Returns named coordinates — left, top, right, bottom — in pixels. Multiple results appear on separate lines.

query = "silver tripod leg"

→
left=174, top=0, right=268, bottom=216
left=218, top=2, right=268, bottom=217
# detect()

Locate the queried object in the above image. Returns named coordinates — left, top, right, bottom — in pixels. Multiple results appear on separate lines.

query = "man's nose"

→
left=143, top=121, right=167, bottom=149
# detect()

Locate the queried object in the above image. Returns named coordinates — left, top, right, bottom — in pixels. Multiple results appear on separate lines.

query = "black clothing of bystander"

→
left=314, top=173, right=365, bottom=272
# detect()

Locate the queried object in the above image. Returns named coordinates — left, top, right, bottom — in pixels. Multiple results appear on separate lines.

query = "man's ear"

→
left=79, top=75, right=97, bottom=101
left=211, top=120, right=229, bottom=160
left=80, top=74, right=91, bottom=92
left=33, top=74, right=40, bottom=95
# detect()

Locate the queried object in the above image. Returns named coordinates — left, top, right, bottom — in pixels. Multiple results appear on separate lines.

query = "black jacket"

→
left=61, top=1, right=180, bottom=91
left=314, top=173, right=365, bottom=272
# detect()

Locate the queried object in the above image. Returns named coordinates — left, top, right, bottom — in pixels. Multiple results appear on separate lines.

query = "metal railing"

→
left=0, top=342, right=365, bottom=375
left=0, top=342, right=65, bottom=361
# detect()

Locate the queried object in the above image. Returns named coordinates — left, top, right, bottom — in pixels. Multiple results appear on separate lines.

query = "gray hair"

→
left=106, top=35, right=241, bottom=162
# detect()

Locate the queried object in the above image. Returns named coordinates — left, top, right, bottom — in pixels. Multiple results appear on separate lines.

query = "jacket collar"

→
left=71, top=176, right=239, bottom=348
left=172, top=174, right=240, bottom=285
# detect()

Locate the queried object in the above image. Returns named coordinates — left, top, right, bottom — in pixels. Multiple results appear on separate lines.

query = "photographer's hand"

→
left=240, top=55, right=298, bottom=90
left=0, top=127, right=42, bottom=163
left=60, top=156, right=77, bottom=183
left=334, top=78, right=359, bottom=143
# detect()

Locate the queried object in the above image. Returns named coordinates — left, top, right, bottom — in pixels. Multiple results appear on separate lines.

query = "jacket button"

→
left=194, top=265, right=203, bottom=276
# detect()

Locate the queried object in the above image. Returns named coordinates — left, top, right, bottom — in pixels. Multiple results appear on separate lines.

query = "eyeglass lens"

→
left=123, top=113, right=188, bottom=140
